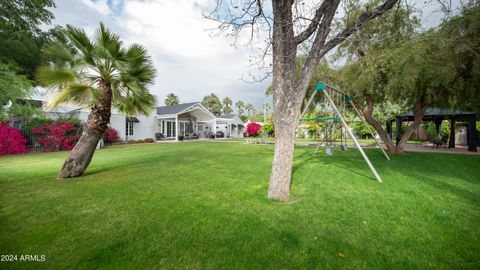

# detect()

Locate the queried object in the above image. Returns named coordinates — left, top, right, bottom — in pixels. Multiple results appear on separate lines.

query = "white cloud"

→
left=49, top=0, right=270, bottom=108
left=81, top=0, right=110, bottom=15
left=48, top=0, right=456, bottom=109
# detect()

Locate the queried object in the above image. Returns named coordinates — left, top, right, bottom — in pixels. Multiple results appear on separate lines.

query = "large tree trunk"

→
left=361, top=95, right=397, bottom=152
left=361, top=96, right=427, bottom=153
left=395, top=100, right=427, bottom=152
left=58, top=80, right=112, bottom=178
left=268, top=0, right=298, bottom=201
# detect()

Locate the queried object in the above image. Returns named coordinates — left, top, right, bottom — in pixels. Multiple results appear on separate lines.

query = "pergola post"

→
left=434, top=118, right=443, bottom=137
left=448, top=118, right=456, bottom=148
left=395, top=117, right=401, bottom=145
left=467, top=115, right=477, bottom=152
left=386, top=121, right=392, bottom=139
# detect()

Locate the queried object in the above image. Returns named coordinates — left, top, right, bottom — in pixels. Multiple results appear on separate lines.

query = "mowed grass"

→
left=1, top=141, right=479, bottom=269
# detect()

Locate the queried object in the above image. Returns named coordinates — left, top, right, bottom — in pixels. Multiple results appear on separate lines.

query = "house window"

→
left=126, top=121, right=134, bottom=136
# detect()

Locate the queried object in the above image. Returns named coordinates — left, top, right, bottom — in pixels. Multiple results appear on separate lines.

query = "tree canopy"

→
left=38, top=23, right=157, bottom=116
left=201, top=93, right=222, bottom=115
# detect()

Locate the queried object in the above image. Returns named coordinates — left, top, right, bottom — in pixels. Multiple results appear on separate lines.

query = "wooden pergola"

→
left=386, top=108, right=478, bottom=152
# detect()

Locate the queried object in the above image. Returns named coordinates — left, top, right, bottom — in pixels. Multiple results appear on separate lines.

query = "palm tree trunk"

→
left=58, top=80, right=112, bottom=178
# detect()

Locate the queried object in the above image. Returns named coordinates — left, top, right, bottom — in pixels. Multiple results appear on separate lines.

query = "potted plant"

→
left=178, top=135, right=184, bottom=141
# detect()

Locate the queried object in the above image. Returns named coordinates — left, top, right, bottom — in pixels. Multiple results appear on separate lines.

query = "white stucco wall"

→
left=128, top=112, right=157, bottom=140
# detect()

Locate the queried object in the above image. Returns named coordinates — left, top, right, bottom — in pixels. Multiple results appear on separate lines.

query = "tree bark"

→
left=268, top=0, right=297, bottom=201
left=360, top=96, right=427, bottom=153
left=361, top=95, right=397, bottom=152
left=395, top=100, right=427, bottom=152
left=58, top=80, right=112, bottom=178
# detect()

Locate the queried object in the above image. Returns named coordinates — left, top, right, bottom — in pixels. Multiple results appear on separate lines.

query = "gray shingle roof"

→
left=156, top=102, right=199, bottom=115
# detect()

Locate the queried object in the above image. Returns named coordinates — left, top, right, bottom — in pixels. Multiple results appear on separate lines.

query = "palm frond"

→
left=42, top=41, right=75, bottom=64
left=95, top=22, right=124, bottom=61
left=48, top=84, right=99, bottom=108
left=114, top=92, right=157, bottom=116
left=65, top=24, right=95, bottom=65
left=37, top=66, right=79, bottom=87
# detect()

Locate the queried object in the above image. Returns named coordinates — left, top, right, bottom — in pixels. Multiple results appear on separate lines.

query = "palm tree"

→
left=37, top=23, right=156, bottom=178
left=222, top=97, right=232, bottom=114
left=245, top=103, right=254, bottom=117
left=235, top=100, right=244, bottom=115
left=165, top=93, right=179, bottom=106
left=263, top=101, right=271, bottom=122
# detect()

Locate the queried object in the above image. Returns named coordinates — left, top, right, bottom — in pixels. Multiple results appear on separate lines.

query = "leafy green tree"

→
left=0, top=0, right=55, bottom=34
left=38, top=23, right=157, bottom=178
left=437, top=3, right=480, bottom=113
left=165, top=93, right=179, bottom=106
left=201, top=93, right=222, bottom=115
left=235, top=100, right=244, bottom=115
left=0, top=0, right=56, bottom=78
left=341, top=2, right=480, bottom=153
left=334, top=1, right=426, bottom=152
left=335, top=0, right=419, bottom=61
left=0, top=63, right=33, bottom=120
left=222, top=97, right=233, bottom=114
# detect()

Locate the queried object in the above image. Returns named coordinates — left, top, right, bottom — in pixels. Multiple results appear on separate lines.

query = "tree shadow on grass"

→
left=292, top=146, right=381, bottom=183
left=293, top=146, right=480, bottom=205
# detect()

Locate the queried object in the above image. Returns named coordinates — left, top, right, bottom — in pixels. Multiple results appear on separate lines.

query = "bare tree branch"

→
left=293, top=0, right=331, bottom=44
left=320, top=0, right=399, bottom=56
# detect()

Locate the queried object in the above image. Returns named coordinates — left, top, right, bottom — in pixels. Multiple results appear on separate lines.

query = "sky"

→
left=45, top=0, right=462, bottom=109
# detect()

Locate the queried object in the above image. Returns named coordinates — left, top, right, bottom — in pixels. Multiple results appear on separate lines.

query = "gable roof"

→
left=156, top=102, right=199, bottom=115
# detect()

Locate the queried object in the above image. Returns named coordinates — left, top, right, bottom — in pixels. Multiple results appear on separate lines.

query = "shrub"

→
left=0, top=121, right=28, bottom=155
left=103, top=127, right=120, bottom=144
left=246, top=122, right=262, bottom=137
left=127, top=140, right=137, bottom=144
left=136, top=139, right=144, bottom=143
left=263, top=123, right=274, bottom=137
left=144, top=138, right=154, bottom=143
left=31, top=121, right=80, bottom=152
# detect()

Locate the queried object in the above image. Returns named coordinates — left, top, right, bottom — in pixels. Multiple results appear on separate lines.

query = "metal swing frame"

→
left=299, top=82, right=390, bottom=183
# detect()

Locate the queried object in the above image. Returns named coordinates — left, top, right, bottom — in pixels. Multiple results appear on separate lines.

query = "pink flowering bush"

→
left=246, top=122, right=262, bottom=137
left=0, top=121, right=28, bottom=155
left=32, top=121, right=80, bottom=152
left=103, top=127, right=120, bottom=144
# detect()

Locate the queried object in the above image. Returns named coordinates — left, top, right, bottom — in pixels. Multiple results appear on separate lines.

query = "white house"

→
left=31, top=98, right=245, bottom=141
left=216, top=114, right=246, bottom=137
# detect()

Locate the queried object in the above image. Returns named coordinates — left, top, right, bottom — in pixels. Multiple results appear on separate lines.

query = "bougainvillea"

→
left=103, top=127, right=120, bottom=144
left=32, top=121, right=80, bottom=152
left=0, top=121, right=28, bottom=155
left=246, top=122, right=262, bottom=137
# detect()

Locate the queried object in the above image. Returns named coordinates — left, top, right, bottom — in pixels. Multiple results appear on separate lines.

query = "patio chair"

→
left=191, top=133, right=199, bottom=139
left=155, top=133, right=165, bottom=141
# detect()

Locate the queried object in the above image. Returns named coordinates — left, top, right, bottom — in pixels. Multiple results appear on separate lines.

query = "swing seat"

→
left=326, top=147, right=333, bottom=156
left=340, top=144, right=348, bottom=151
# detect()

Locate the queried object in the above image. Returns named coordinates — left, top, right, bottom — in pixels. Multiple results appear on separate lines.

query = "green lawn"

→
left=1, top=142, right=479, bottom=269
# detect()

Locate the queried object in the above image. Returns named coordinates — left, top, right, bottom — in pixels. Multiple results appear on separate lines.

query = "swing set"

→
left=299, top=82, right=390, bottom=183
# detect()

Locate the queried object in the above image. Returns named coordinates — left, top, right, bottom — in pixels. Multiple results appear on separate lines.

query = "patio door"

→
left=163, top=120, right=176, bottom=138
